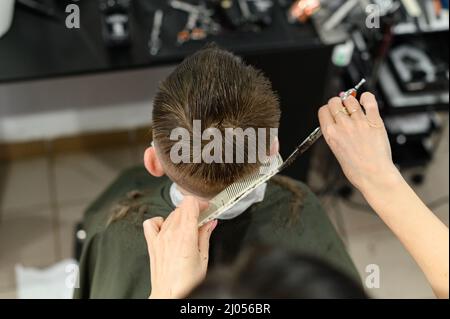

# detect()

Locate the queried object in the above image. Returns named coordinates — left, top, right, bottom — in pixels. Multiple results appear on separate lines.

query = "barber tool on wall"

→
left=99, top=0, right=132, bottom=47
left=149, top=9, right=163, bottom=56
left=217, top=0, right=274, bottom=29
left=198, top=79, right=366, bottom=226
left=170, top=0, right=220, bottom=45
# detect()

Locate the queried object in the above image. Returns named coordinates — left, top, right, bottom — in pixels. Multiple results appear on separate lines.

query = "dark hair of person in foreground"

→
left=189, top=246, right=368, bottom=299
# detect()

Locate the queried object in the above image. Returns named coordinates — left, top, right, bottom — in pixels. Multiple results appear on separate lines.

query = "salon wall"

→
left=0, top=65, right=174, bottom=143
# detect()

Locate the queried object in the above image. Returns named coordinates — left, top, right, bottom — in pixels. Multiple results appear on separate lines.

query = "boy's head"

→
left=144, top=46, right=281, bottom=198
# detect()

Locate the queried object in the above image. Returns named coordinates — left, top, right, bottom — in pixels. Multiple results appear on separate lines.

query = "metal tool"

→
left=238, top=0, right=253, bottom=20
left=339, top=78, right=366, bottom=100
left=170, top=0, right=213, bottom=16
left=177, top=11, right=200, bottom=44
left=198, top=80, right=366, bottom=226
left=170, top=0, right=219, bottom=45
left=286, top=78, right=365, bottom=174
left=149, top=10, right=164, bottom=56
left=99, top=0, right=132, bottom=47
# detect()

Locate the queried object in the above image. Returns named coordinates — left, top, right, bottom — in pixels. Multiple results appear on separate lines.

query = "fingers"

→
left=165, top=197, right=208, bottom=230
left=318, top=105, right=335, bottom=127
left=360, top=92, right=382, bottom=124
left=179, top=196, right=202, bottom=225
left=161, top=207, right=180, bottom=232
left=198, top=220, right=218, bottom=261
left=143, top=217, right=164, bottom=241
left=143, top=217, right=164, bottom=253
left=327, top=97, right=351, bottom=124
left=318, top=105, right=337, bottom=145
left=342, top=95, right=364, bottom=121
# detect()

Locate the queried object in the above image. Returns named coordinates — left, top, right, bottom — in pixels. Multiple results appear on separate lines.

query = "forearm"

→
left=361, top=172, right=449, bottom=299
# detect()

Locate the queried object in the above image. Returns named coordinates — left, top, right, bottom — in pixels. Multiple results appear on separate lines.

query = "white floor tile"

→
left=53, top=147, right=135, bottom=205
left=0, top=207, right=56, bottom=292
left=347, top=228, right=436, bottom=299
left=0, top=158, right=50, bottom=212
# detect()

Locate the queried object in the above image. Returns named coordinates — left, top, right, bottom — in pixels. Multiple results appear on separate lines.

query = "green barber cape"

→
left=74, top=166, right=359, bottom=299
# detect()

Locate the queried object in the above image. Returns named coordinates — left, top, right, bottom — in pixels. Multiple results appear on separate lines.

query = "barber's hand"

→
left=318, top=92, right=401, bottom=195
left=144, top=196, right=218, bottom=299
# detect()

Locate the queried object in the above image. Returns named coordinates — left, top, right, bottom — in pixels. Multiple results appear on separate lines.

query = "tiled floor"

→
left=0, top=121, right=448, bottom=299
left=0, top=143, right=144, bottom=298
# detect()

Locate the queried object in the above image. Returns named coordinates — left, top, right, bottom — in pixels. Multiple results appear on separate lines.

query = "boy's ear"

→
left=269, top=136, right=279, bottom=156
left=144, top=146, right=165, bottom=177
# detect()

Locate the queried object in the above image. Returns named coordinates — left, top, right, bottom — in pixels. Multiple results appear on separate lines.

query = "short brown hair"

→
left=152, top=46, right=280, bottom=197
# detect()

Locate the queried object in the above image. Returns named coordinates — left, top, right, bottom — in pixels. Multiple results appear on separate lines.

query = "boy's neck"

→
left=168, top=182, right=267, bottom=221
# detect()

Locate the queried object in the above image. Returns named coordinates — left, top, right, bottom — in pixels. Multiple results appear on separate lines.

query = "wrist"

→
left=359, top=165, right=404, bottom=200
